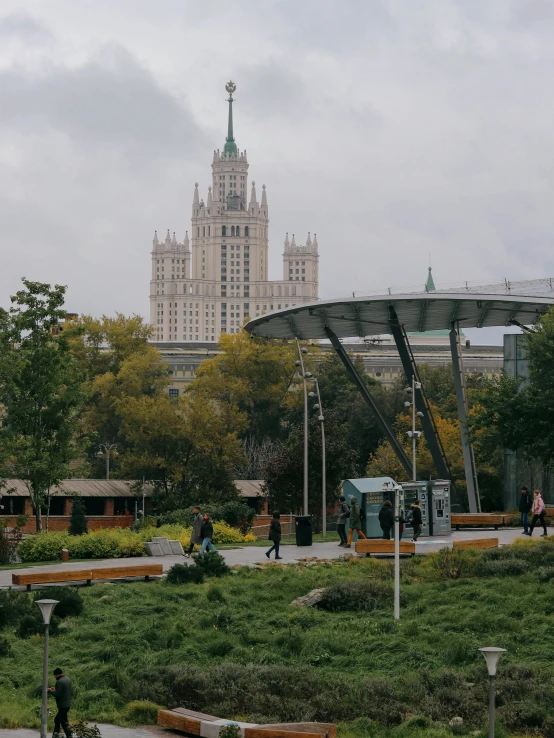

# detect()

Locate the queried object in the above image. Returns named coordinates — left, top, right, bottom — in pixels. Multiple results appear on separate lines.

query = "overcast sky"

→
left=1, top=1, right=552, bottom=343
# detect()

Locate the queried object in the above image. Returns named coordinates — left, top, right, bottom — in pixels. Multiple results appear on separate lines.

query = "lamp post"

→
left=479, top=647, right=507, bottom=738
left=36, top=599, right=59, bottom=738
left=382, top=481, right=402, bottom=620
left=295, top=340, right=309, bottom=515
left=97, top=443, right=117, bottom=480
left=309, top=379, right=327, bottom=536
left=405, top=379, right=422, bottom=481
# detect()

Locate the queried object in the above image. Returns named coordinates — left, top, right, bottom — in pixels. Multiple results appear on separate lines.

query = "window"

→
left=83, top=498, right=106, bottom=516
left=222, top=226, right=227, bottom=236
left=231, top=226, right=235, bottom=236
left=169, top=388, right=179, bottom=399
left=236, top=226, right=240, bottom=237
left=114, top=497, right=135, bottom=516
left=197, top=227, right=200, bottom=237
left=0, top=496, right=25, bottom=516
left=245, top=226, right=249, bottom=237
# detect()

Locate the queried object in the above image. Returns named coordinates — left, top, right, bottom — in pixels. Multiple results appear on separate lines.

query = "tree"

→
left=264, top=409, right=358, bottom=525
left=69, top=497, right=88, bottom=536
left=116, top=391, right=245, bottom=508
left=0, top=280, right=86, bottom=532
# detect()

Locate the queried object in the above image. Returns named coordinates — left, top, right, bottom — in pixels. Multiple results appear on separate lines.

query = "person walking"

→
left=184, top=506, right=203, bottom=557
left=199, top=513, right=217, bottom=554
left=378, top=500, right=395, bottom=540
left=526, top=489, right=548, bottom=537
left=398, top=507, right=405, bottom=541
left=48, top=667, right=73, bottom=738
left=519, top=486, right=532, bottom=536
left=345, top=496, right=367, bottom=548
left=410, top=501, right=423, bottom=542
left=266, top=511, right=283, bottom=560
left=336, top=495, right=350, bottom=546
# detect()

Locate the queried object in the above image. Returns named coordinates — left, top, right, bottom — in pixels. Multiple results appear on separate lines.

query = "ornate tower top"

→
left=223, top=80, right=238, bottom=157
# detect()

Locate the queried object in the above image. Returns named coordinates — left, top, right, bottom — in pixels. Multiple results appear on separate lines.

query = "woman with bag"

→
left=266, top=510, right=283, bottom=559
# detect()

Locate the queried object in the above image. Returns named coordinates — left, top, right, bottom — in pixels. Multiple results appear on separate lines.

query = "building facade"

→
left=150, top=81, right=319, bottom=343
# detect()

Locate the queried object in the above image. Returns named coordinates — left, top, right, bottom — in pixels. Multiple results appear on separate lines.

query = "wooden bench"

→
left=12, top=563, right=163, bottom=591
left=453, top=538, right=499, bottom=550
left=158, top=708, right=336, bottom=738
left=451, top=514, right=507, bottom=530
left=355, top=539, right=415, bottom=557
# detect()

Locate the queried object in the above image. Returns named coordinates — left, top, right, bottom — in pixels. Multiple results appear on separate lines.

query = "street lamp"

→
left=295, top=340, right=309, bottom=515
left=309, top=379, right=327, bottom=537
left=479, top=647, right=507, bottom=738
left=405, top=378, right=422, bottom=481
left=97, top=443, right=117, bottom=480
left=382, top=481, right=402, bottom=620
left=36, top=599, right=59, bottom=738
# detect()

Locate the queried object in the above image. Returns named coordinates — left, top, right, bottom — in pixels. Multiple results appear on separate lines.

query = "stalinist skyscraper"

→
left=150, top=81, right=319, bottom=343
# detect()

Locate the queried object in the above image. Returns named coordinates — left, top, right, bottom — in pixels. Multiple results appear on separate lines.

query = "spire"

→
left=223, top=80, right=238, bottom=156
left=261, top=184, right=267, bottom=207
left=291, top=234, right=296, bottom=248
left=207, top=186, right=213, bottom=208
left=284, top=232, right=290, bottom=250
left=249, top=180, right=257, bottom=205
left=425, top=266, right=436, bottom=292
left=153, top=230, right=159, bottom=247
left=165, top=229, right=171, bottom=245
left=313, top=233, right=318, bottom=250
left=184, top=231, right=190, bottom=250
left=171, top=232, right=177, bottom=246
left=306, top=232, right=312, bottom=248
left=193, top=182, right=199, bottom=205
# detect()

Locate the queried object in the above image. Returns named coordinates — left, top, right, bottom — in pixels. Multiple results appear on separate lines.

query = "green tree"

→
left=0, top=280, right=86, bottom=532
left=264, top=409, right=358, bottom=524
left=68, top=497, right=88, bottom=536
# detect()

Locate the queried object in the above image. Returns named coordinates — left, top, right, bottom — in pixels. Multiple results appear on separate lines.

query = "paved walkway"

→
left=0, top=527, right=530, bottom=589
left=0, top=726, right=164, bottom=737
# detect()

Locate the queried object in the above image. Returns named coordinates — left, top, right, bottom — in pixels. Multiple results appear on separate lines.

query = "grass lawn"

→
left=222, top=532, right=341, bottom=547
left=1, top=541, right=553, bottom=736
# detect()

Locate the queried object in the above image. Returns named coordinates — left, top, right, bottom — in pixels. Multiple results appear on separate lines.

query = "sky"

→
left=1, top=1, right=553, bottom=344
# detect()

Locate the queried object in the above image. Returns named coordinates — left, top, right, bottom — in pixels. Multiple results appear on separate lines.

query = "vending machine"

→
left=427, top=479, right=452, bottom=537
left=399, top=481, right=430, bottom=537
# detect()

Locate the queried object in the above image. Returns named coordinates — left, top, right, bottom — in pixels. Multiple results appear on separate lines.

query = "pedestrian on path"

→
left=410, top=502, right=423, bottom=541
left=336, top=495, right=350, bottom=546
left=378, top=500, right=394, bottom=540
left=199, top=513, right=217, bottom=554
left=48, top=667, right=73, bottom=738
left=266, top=511, right=283, bottom=560
left=519, top=486, right=532, bottom=535
left=185, top=506, right=203, bottom=557
left=526, top=489, right=548, bottom=537
left=345, top=496, right=367, bottom=548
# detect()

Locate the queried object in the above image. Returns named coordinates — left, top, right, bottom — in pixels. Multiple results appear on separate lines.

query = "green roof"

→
left=425, top=266, right=436, bottom=292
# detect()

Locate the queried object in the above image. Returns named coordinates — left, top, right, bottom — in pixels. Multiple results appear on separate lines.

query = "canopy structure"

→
left=244, top=288, right=554, bottom=513
left=244, top=292, right=554, bottom=341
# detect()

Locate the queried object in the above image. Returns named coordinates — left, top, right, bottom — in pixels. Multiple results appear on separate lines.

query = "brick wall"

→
left=0, top=514, right=135, bottom=533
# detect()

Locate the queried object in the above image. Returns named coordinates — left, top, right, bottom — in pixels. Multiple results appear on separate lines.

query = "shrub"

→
left=33, top=587, right=83, bottom=619
left=318, top=580, right=396, bottom=612
left=123, top=700, right=162, bottom=724
left=537, top=566, right=554, bottom=582
left=430, top=547, right=477, bottom=579
left=158, top=502, right=255, bottom=532
left=166, top=564, right=205, bottom=585
left=0, top=638, right=9, bottom=657
left=18, top=531, right=70, bottom=563
left=69, top=721, right=102, bottom=738
left=69, top=496, right=88, bottom=535
left=17, top=611, right=59, bottom=639
left=193, top=551, right=230, bottom=578
left=0, top=590, right=35, bottom=630
left=475, top=559, right=530, bottom=578
left=219, top=724, right=241, bottom=738
left=0, top=516, right=26, bottom=564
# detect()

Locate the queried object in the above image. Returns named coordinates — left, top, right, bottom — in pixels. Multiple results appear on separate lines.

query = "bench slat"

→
left=245, top=730, right=324, bottom=738
left=158, top=710, right=201, bottom=734
left=257, top=725, right=336, bottom=738
left=91, top=564, right=163, bottom=579
left=12, top=569, right=93, bottom=586
left=451, top=514, right=506, bottom=525
left=355, top=540, right=415, bottom=554
left=453, top=538, right=498, bottom=550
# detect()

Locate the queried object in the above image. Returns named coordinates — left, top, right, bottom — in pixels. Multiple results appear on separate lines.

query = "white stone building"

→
left=150, top=81, right=319, bottom=343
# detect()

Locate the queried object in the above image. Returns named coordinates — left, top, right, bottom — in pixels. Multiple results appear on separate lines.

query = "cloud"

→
left=0, top=12, right=53, bottom=43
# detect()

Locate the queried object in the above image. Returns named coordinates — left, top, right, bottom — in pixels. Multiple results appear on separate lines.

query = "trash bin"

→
left=61, top=548, right=69, bottom=562
left=295, top=515, right=313, bottom=546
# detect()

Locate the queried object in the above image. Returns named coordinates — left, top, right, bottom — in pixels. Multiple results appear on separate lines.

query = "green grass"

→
left=0, top=544, right=551, bottom=736
left=225, top=531, right=341, bottom=547
left=0, top=557, right=99, bottom=571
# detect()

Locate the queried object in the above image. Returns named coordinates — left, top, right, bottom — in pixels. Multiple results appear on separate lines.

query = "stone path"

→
left=0, top=528, right=530, bottom=589
left=0, top=726, right=164, bottom=737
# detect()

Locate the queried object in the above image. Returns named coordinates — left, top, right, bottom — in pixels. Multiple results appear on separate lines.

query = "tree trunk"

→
left=45, top=489, right=51, bottom=533
left=35, top=505, right=42, bottom=533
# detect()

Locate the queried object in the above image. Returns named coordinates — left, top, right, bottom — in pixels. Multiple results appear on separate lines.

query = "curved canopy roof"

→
left=244, top=292, right=554, bottom=340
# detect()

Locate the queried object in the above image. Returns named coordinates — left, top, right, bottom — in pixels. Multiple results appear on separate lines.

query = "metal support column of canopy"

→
left=388, top=307, right=459, bottom=506
left=449, top=323, right=481, bottom=513
left=324, top=326, right=413, bottom=478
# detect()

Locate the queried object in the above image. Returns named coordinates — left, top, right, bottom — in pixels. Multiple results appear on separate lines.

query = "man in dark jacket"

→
left=345, top=496, right=367, bottom=547
left=48, top=667, right=73, bottom=737
left=185, top=506, right=203, bottom=557
left=266, top=510, right=283, bottom=559
left=378, top=500, right=395, bottom=539
left=199, top=513, right=217, bottom=555
left=336, top=495, right=350, bottom=546
left=519, top=486, right=532, bottom=535
left=410, top=502, right=423, bottom=541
